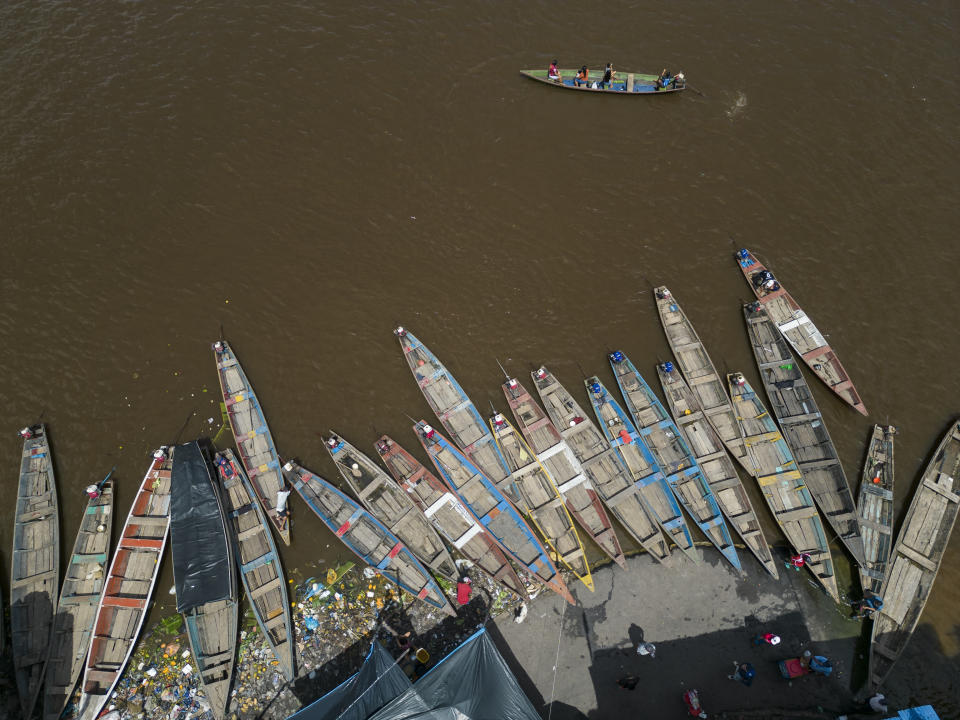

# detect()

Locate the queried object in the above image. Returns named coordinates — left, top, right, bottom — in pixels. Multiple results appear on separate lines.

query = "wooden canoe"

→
left=519, top=69, right=686, bottom=94
left=78, top=449, right=173, bottom=720
left=215, top=449, right=295, bottom=681
left=490, top=412, right=594, bottom=592
left=856, top=426, right=897, bottom=596
left=502, top=376, right=626, bottom=568
left=868, top=421, right=960, bottom=690
left=394, top=327, right=515, bottom=502
left=414, top=421, right=574, bottom=604
left=727, top=373, right=839, bottom=600
left=282, top=460, right=455, bottom=617
left=213, top=340, right=291, bottom=545
left=531, top=367, right=671, bottom=564
left=609, top=352, right=741, bottom=572
left=585, top=376, right=696, bottom=560
left=374, top=435, right=529, bottom=599
left=744, top=303, right=865, bottom=566
left=657, top=362, right=778, bottom=577
left=325, top=432, right=458, bottom=584
left=735, top=249, right=867, bottom=416
left=12, top=423, right=60, bottom=720
left=653, top=287, right=753, bottom=474
left=43, top=473, right=114, bottom=720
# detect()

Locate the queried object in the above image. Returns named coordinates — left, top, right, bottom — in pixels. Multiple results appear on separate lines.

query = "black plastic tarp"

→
left=170, top=440, right=236, bottom=613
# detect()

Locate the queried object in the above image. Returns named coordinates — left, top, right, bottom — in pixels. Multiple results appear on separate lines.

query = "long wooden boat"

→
left=214, top=449, right=295, bottom=681
left=727, top=373, right=838, bottom=600
left=394, top=327, right=516, bottom=502
left=657, top=362, right=778, bottom=577
left=12, top=423, right=60, bottom=720
left=531, top=367, right=671, bottom=564
left=325, top=432, right=458, bottom=584
left=78, top=449, right=173, bottom=720
left=744, top=302, right=865, bottom=565
left=609, top=352, right=741, bottom=572
left=43, top=472, right=114, bottom=720
left=735, top=248, right=867, bottom=416
left=502, top=376, right=625, bottom=568
left=171, top=441, right=238, bottom=720
left=490, top=412, right=594, bottom=592
left=375, top=435, right=528, bottom=598
left=653, top=287, right=753, bottom=474
left=414, top=421, right=574, bottom=604
left=868, top=421, right=960, bottom=690
left=585, top=377, right=696, bottom=560
left=856, top=426, right=897, bottom=596
left=520, top=68, right=686, bottom=94
left=213, top=340, right=291, bottom=545
left=282, top=459, right=456, bottom=617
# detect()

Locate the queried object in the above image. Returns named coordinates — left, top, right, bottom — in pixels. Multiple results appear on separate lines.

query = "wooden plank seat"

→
left=119, top=537, right=164, bottom=550
left=249, top=577, right=282, bottom=600
left=101, top=595, right=145, bottom=608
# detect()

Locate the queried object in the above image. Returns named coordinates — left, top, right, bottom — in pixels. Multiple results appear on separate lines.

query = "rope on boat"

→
left=546, top=596, right=567, bottom=720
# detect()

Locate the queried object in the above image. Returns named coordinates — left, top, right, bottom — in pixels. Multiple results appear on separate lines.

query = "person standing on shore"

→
left=752, top=632, right=781, bottom=646
left=728, top=662, right=756, bottom=686
left=636, top=641, right=656, bottom=658
left=785, top=552, right=812, bottom=571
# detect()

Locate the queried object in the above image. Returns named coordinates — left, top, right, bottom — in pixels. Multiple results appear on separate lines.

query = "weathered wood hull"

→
left=653, top=287, right=753, bottom=474
left=77, top=450, right=173, bottom=720
left=735, top=249, right=867, bottom=415
left=868, top=421, right=960, bottom=690
left=657, top=363, right=777, bottom=577
left=532, top=367, right=671, bottom=564
left=215, top=449, right=295, bottom=681
left=856, top=426, right=897, bottom=596
left=325, top=432, right=458, bottom=584
left=414, top=421, right=574, bottom=604
left=502, top=377, right=626, bottom=568
left=44, top=476, right=114, bottom=720
left=728, top=374, right=838, bottom=600
left=283, top=460, right=455, bottom=616
left=743, top=303, right=865, bottom=565
left=491, top=413, right=594, bottom=591
left=585, top=377, right=696, bottom=560
left=213, top=340, right=291, bottom=545
left=185, top=598, right=239, bottom=720
left=375, top=436, right=529, bottom=599
left=12, top=424, right=60, bottom=720
left=610, top=352, right=741, bottom=572
left=519, top=69, right=686, bottom=94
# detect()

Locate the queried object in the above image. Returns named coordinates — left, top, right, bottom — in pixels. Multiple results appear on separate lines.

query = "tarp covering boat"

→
left=171, top=440, right=235, bottom=613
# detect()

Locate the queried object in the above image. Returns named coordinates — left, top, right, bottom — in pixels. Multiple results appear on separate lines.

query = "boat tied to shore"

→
left=868, top=420, right=960, bottom=690
left=735, top=249, right=867, bottom=416
left=855, top=426, right=897, bottom=596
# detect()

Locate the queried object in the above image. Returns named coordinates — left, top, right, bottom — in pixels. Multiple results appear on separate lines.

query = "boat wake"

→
left=726, top=92, right=747, bottom=119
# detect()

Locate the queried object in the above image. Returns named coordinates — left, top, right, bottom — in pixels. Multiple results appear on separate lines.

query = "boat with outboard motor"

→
left=520, top=67, right=685, bottom=94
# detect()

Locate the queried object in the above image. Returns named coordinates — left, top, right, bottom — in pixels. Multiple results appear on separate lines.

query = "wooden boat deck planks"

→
left=735, top=248, right=867, bottom=416
left=868, top=421, right=960, bottom=690
left=213, top=340, right=291, bottom=545
left=657, top=363, right=778, bottom=577
left=394, top=327, right=516, bottom=502
left=856, top=426, right=897, bottom=596
left=653, top=287, right=753, bottom=475
left=375, top=435, right=528, bottom=599
left=743, top=302, right=865, bottom=565
left=77, top=449, right=173, bottom=720
left=585, top=376, right=696, bottom=560
left=502, top=376, right=626, bottom=568
left=325, top=432, right=458, bottom=584
left=490, top=412, right=594, bottom=591
left=184, top=598, right=238, bottom=719
left=414, top=421, right=574, bottom=604
left=531, top=367, right=671, bottom=564
left=282, top=460, right=455, bottom=617
left=12, top=424, right=60, bottom=720
left=43, top=475, right=114, bottom=720
left=728, top=374, right=839, bottom=600
left=215, top=449, right=295, bottom=681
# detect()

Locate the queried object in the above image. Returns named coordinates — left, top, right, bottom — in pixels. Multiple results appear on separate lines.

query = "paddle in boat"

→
left=735, top=248, right=867, bottom=416
left=855, top=426, right=897, bottom=596
left=77, top=448, right=173, bottom=720
left=520, top=64, right=685, bottom=94
left=531, top=366, right=671, bottom=564
left=214, top=448, right=295, bottom=681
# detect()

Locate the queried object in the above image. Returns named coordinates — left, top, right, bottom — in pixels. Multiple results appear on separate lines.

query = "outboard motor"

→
left=609, top=350, right=625, bottom=363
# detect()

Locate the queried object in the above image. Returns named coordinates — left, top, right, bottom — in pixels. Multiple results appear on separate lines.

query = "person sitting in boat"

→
left=851, top=589, right=884, bottom=619
left=752, top=269, right=780, bottom=292
left=655, top=69, right=671, bottom=90
left=548, top=59, right=561, bottom=83
left=599, top=62, right=616, bottom=89
left=575, top=65, right=589, bottom=87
